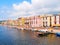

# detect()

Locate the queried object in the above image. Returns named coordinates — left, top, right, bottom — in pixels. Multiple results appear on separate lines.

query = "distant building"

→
left=30, top=16, right=41, bottom=28
left=3, top=14, right=60, bottom=28
left=24, top=17, right=31, bottom=29
left=51, top=14, right=60, bottom=27
left=41, top=14, right=60, bottom=27
left=40, top=14, right=53, bottom=27
left=6, top=19, right=14, bottom=26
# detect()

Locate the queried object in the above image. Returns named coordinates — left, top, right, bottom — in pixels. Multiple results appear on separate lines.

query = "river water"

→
left=0, top=25, right=60, bottom=45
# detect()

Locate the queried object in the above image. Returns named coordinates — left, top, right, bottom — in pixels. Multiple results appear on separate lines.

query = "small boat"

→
left=38, top=32, right=49, bottom=36
left=56, top=33, right=60, bottom=37
left=32, top=29, right=38, bottom=32
left=39, top=29, right=48, bottom=33
left=53, top=30, right=60, bottom=36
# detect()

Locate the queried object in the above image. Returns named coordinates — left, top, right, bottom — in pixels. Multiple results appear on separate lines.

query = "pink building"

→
left=30, top=16, right=41, bottom=28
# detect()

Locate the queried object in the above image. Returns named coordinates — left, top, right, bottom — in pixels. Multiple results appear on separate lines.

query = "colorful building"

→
left=3, top=14, right=60, bottom=29
left=17, top=17, right=25, bottom=28
left=51, top=15, right=60, bottom=27
left=30, top=16, right=41, bottom=28
left=24, top=17, right=31, bottom=29
left=41, top=14, right=60, bottom=27
left=40, top=14, right=53, bottom=27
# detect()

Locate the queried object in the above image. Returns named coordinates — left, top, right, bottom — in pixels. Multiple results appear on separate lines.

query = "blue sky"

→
left=0, top=0, right=31, bottom=20
left=0, top=0, right=31, bottom=7
left=0, top=0, right=60, bottom=20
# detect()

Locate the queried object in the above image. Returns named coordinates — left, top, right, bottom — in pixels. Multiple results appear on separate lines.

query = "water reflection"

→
left=0, top=25, right=60, bottom=45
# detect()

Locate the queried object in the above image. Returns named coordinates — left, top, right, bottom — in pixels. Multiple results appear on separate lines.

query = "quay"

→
left=3, top=25, right=60, bottom=37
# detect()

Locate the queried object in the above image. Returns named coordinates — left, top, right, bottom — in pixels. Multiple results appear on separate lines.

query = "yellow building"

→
left=17, top=17, right=25, bottom=28
left=40, top=14, right=53, bottom=27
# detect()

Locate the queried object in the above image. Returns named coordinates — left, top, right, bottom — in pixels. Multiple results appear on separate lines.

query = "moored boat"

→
left=56, top=33, right=60, bottom=36
left=38, top=32, right=50, bottom=37
left=38, top=29, right=48, bottom=33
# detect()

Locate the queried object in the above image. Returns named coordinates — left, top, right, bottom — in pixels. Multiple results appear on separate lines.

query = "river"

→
left=0, top=25, right=60, bottom=45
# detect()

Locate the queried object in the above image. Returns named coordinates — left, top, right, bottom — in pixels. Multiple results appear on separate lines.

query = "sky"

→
left=0, top=0, right=60, bottom=20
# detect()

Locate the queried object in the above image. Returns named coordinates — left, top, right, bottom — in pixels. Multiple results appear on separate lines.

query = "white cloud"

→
left=13, top=1, right=32, bottom=11
left=0, top=0, right=60, bottom=20
left=12, top=0, right=60, bottom=15
left=54, top=6, right=60, bottom=12
left=32, top=0, right=60, bottom=8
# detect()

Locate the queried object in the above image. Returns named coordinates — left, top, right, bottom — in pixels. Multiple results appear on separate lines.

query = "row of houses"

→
left=23, top=14, right=60, bottom=28
left=41, top=14, right=60, bottom=27
left=2, top=14, right=60, bottom=29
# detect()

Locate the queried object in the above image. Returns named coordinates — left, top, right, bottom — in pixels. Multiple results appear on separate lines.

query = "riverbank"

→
left=1, top=24, right=60, bottom=34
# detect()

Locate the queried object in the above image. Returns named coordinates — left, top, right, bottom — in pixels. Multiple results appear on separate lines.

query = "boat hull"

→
left=56, top=33, right=60, bottom=36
